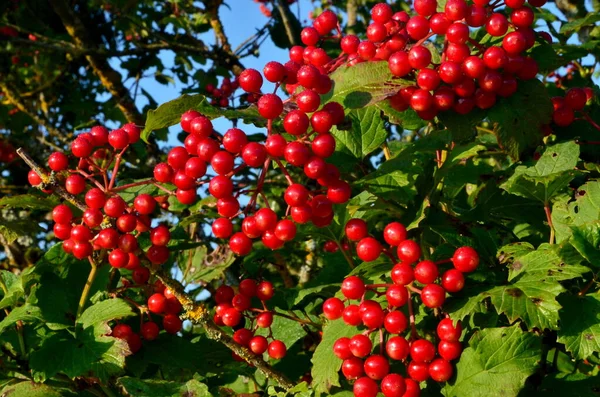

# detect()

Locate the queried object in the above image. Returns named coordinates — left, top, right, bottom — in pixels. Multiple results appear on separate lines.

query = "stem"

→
left=247, top=158, right=271, bottom=212
left=76, top=257, right=99, bottom=320
left=249, top=308, right=321, bottom=328
left=16, top=148, right=87, bottom=212
left=0, top=277, right=26, bottom=358
left=578, top=274, right=597, bottom=296
left=273, top=159, right=294, bottom=185
left=407, top=289, right=418, bottom=340
left=98, top=383, right=117, bottom=397
left=154, top=271, right=295, bottom=390
left=544, top=203, right=555, bottom=245
left=108, top=148, right=127, bottom=191
left=581, top=112, right=600, bottom=131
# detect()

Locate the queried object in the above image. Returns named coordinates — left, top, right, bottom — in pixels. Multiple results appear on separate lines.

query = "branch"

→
left=48, top=0, right=144, bottom=124
left=16, top=148, right=87, bottom=212
left=204, top=0, right=244, bottom=76
left=0, top=77, right=66, bottom=149
left=275, top=0, right=301, bottom=46
left=154, top=271, right=295, bottom=390
left=346, top=0, right=359, bottom=34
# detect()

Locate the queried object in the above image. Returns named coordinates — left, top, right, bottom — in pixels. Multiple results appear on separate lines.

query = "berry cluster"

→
left=157, top=56, right=350, bottom=256
left=110, top=282, right=183, bottom=353
left=205, top=77, right=240, bottom=108
left=212, top=280, right=288, bottom=360
left=322, top=219, right=480, bottom=397
left=551, top=87, right=595, bottom=127
left=28, top=124, right=170, bottom=265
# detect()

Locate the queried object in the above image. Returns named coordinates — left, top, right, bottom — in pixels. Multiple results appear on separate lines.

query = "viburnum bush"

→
left=1, top=0, right=600, bottom=396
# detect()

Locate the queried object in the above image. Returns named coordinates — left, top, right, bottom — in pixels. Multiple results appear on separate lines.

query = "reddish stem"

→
left=75, top=169, right=106, bottom=191
left=108, top=147, right=128, bottom=191
left=273, top=158, right=294, bottom=185
left=581, top=112, right=600, bottom=131
left=153, top=183, right=175, bottom=196
left=434, top=259, right=451, bottom=265
left=247, top=158, right=272, bottom=212
left=407, top=289, right=418, bottom=340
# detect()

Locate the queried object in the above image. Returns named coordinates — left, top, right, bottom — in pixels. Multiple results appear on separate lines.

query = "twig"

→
left=544, top=203, right=555, bottom=245
left=16, top=148, right=87, bottom=212
left=154, top=271, right=295, bottom=390
left=76, top=257, right=99, bottom=320
left=274, top=0, right=300, bottom=46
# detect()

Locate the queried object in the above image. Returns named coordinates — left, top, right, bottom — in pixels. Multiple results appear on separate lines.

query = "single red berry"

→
left=256, top=281, right=274, bottom=301
left=349, top=334, right=373, bottom=358
left=108, top=128, right=129, bottom=149
left=229, top=232, right=252, bottom=256
left=48, top=152, right=69, bottom=171
left=353, top=377, right=379, bottom=397
left=442, top=269, right=465, bottom=292
left=364, top=354, right=390, bottom=380
left=323, top=297, right=344, bottom=320
left=341, top=276, right=366, bottom=300
left=421, top=284, right=447, bottom=308
left=256, top=311, right=273, bottom=328
left=249, top=335, right=269, bottom=354
left=397, top=240, right=421, bottom=264
left=384, top=311, right=408, bottom=334
left=258, top=94, right=283, bottom=119
left=381, top=373, right=407, bottom=397
left=438, top=340, right=462, bottom=361
left=147, top=293, right=167, bottom=314
left=452, top=246, right=479, bottom=272
left=408, top=361, right=430, bottom=382
left=414, top=260, right=439, bottom=284
left=437, top=318, right=462, bottom=342
left=208, top=176, right=233, bottom=198
left=386, top=285, right=409, bottom=307
left=28, top=170, right=43, bottom=186
left=241, top=142, right=267, bottom=168
left=214, top=285, right=234, bottom=304
left=342, top=357, right=365, bottom=379
left=181, top=110, right=202, bottom=132
left=141, top=322, right=160, bottom=340
left=268, top=340, right=287, bottom=359
left=411, top=339, right=436, bottom=363
left=356, top=237, right=382, bottom=262
left=391, top=263, right=414, bottom=285
left=239, top=68, right=263, bottom=93
left=71, top=137, right=93, bottom=158
left=134, top=194, right=156, bottom=215
left=429, top=358, right=453, bottom=382
left=112, top=323, right=133, bottom=339
left=212, top=217, right=233, bottom=238
left=163, top=313, right=182, bottom=334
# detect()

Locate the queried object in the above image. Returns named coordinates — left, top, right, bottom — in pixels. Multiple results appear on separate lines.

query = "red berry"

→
left=356, top=237, right=382, bottom=262
left=410, top=339, right=436, bottom=363
left=249, top=335, right=269, bottom=354
left=334, top=337, right=353, bottom=360
left=268, top=340, right=287, bottom=359
left=190, top=116, right=213, bottom=137
left=256, top=281, right=274, bottom=301
left=239, top=68, right=263, bottom=93
left=147, top=293, right=167, bottom=314
left=341, top=276, right=365, bottom=300
left=349, top=334, right=373, bottom=358
left=452, top=246, right=479, bottom=272
left=386, top=285, right=409, bottom=307
left=134, top=194, right=156, bottom=215
left=386, top=336, right=410, bottom=360
left=384, top=311, right=408, bottom=334
left=141, top=322, right=160, bottom=340
left=212, top=217, right=233, bottom=238
left=181, top=110, right=202, bottom=132
left=108, top=128, right=129, bottom=149
left=256, top=311, right=273, bottom=328
left=52, top=204, right=73, bottom=225
left=323, top=297, right=345, bottom=320
left=229, top=232, right=252, bottom=256
left=437, top=318, right=462, bottom=342
left=438, top=340, right=462, bottom=361
left=408, top=361, right=430, bottom=382
left=241, top=142, right=267, bottom=167
left=565, top=88, right=588, bottom=110
left=28, top=170, right=43, bottom=186
left=112, top=323, right=133, bottom=339
left=364, top=354, right=390, bottom=380
left=221, top=308, right=242, bottom=327
left=214, top=285, right=234, bottom=304
left=381, top=373, right=406, bottom=397
left=343, top=304, right=362, bottom=326
left=391, top=263, right=414, bottom=285
left=414, top=260, right=439, bottom=284
left=223, top=128, right=248, bottom=154
left=353, top=377, right=379, bottom=397
left=342, top=357, right=365, bottom=379
left=208, top=176, right=233, bottom=198
left=429, top=358, right=453, bottom=382
left=163, top=313, right=182, bottom=334
left=421, top=284, right=446, bottom=308
left=442, top=269, right=465, bottom=292
left=48, top=152, right=69, bottom=171
left=258, top=94, right=283, bottom=119
left=397, top=240, right=421, bottom=264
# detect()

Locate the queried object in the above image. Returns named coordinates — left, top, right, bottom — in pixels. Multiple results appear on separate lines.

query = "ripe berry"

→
left=421, top=284, right=447, bottom=308
left=342, top=357, right=365, bottom=379
left=411, top=339, right=436, bottom=363
left=345, top=219, right=368, bottom=242
left=28, top=170, right=43, bottom=186
left=132, top=266, right=150, bottom=283
left=414, top=0, right=437, bottom=17
left=442, top=269, right=465, bottom=292
left=181, top=110, right=202, bottom=132
left=256, top=312, right=273, bottom=328
left=429, top=358, right=453, bottom=382
left=229, top=232, right=252, bottom=256
left=265, top=134, right=287, bottom=157
left=214, top=285, right=234, bottom=304
left=212, top=218, right=233, bottom=238
left=263, top=61, right=286, bottom=83
left=108, top=129, right=129, bottom=149
left=223, top=128, right=248, bottom=153
left=408, top=361, right=430, bottom=382
left=274, top=219, right=296, bottom=241
left=284, top=184, right=309, bottom=206
left=147, top=293, right=167, bottom=314
left=364, top=355, right=390, bottom=380
left=438, top=340, right=462, bottom=361
left=356, top=237, right=382, bottom=262
left=249, top=335, right=269, bottom=354
left=112, top=324, right=133, bottom=339
left=397, top=240, right=421, bottom=264
left=414, top=260, right=439, bottom=284
left=334, top=337, right=353, bottom=360
left=323, top=297, right=344, bottom=320
left=486, top=13, right=508, bottom=36
left=241, top=142, right=267, bottom=167
left=257, top=281, right=274, bottom=301
left=284, top=141, right=311, bottom=167
left=268, top=340, right=287, bottom=359
left=312, top=134, right=336, bottom=158
left=209, top=176, right=233, bottom=198
left=221, top=308, right=242, bottom=327
left=343, top=304, right=362, bottom=326
left=354, top=377, right=379, bottom=397
left=48, top=152, right=69, bottom=171
left=72, top=241, right=93, bottom=259
left=565, top=88, right=587, bottom=110
left=239, top=68, right=263, bottom=93
left=154, top=163, right=174, bottom=183
left=437, top=318, right=462, bottom=342
left=190, top=116, right=213, bottom=137
left=452, top=246, right=479, bottom=272
left=134, top=194, right=156, bottom=215
left=53, top=224, right=71, bottom=240
left=341, top=276, right=366, bottom=300
left=445, top=0, right=468, bottom=21
left=258, top=94, right=283, bottom=119
left=349, top=334, right=373, bottom=358
left=391, top=263, right=414, bottom=285
left=141, top=322, right=160, bottom=340
left=163, top=313, right=183, bottom=334
left=408, top=46, right=432, bottom=69
left=384, top=311, right=408, bottom=334
left=386, top=285, right=409, bottom=307
left=211, top=151, right=234, bottom=175
left=381, top=373, right=406, bottom=397
left=52, top=204, right=73, bottom=225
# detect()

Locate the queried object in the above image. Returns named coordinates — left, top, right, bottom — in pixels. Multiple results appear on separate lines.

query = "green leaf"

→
left=322, top=61, right=410, bottom=109
left=29, top=328, right=129, bottom=382
left=569, top=221, right=600, bottom=267
left=501, top=142, right=581, bottom=203
left=115, top=179, right=159, bottom=203
left=487, top=79, right=553, bottom=160
left=117, top=377, right=213, bottom=397
left=537, top=373, right=600, bottom=397
left=77, top=298, right=135, bottom=331
left=0, top=381, right=66, bottom=397
left=311, top=319, right=356, bottom=395
left=0, top=270, right=23, bottom=310
left=438, top=108, right=485, bottom=142
left=330, top=107, right=387, bottom=159
left=255, top=311, right=306, bottom=349
left=375, top=101, right=425, bottom=130
left=354, top=156, right=421, bottom=204
left=142, top=94, right=265, bottom=142
left=0, top=304, right=43, bottom=333
left=557, top=294, right=600, bottom=360
left=0, top=194, right=59, bottom=210
left=441, top=326, right=541, bottom=397
left=560, top=14, right=600, bottom=34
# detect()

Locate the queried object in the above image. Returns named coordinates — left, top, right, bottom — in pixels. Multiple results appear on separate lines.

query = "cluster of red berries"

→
left=28, top=124, right=171, bottom=266
left=212, top=280, right=288, bottom=360
left=321, top=219, right=480, bottom=396
left=0, top=140, right=16, bottom=163
left=551, top=87, right=594, bottom=127
left=205, top=77, right=240, bottom=108
left=162, top=58, right=350, bottom=256
left=110, top=282, right=183, bottom=353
